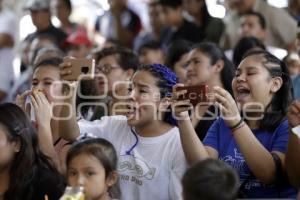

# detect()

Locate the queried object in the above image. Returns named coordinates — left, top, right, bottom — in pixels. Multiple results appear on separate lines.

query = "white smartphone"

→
left=25, top=96, right=35, bottom=122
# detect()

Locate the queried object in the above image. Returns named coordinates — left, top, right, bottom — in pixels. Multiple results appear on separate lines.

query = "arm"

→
left=30, top=91, right=61, bottom=171
left=172, top=85, right=210, bottom=165
left=286, top=100, right=300, bottom=187
left=58, top=61, right=80, bottom=141
left=214, top=86, right=280, bottom=184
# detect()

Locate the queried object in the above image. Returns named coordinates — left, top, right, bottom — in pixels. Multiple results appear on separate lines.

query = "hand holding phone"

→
left=61, top=57, right=95, bottom=81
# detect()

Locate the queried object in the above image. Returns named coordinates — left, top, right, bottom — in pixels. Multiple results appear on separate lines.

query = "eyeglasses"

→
left=95, top=64, right=120, bottom=74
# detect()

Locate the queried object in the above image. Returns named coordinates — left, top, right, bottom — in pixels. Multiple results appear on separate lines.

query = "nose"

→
left=75, top=175, right=85, bottom=187
left=128, top=88, right=137, bottom=101
left=186, top=61, right=193, bottom=72
left=236, top=73, right=246, bottom=83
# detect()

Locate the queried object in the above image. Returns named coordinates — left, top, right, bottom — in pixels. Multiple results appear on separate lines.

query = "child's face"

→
left=232, top=55, right=281, bottom=110
left=126, top=70, right=163, bottom=127
left=186, top=49, right=214, bottom=86
left=0, top=125, right=19, bottom=170
left=32, top=65, right=63, bottom=103
left=173, top=53, right=189, bottom=84
left=67, top=153, right=110, bottom=200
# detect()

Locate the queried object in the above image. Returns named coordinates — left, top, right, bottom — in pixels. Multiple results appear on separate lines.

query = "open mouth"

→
left=236, top=86, right=251, bottom=102
left=126, top=104, right=138, bottom=119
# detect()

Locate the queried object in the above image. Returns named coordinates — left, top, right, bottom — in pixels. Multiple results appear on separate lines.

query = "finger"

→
left=60, top=68, right=72, bottom=76
left=213, top=86, right=233, bottom=101
left=30, top=94, right=38, bottom=110
left=214, top=93, right=231, bottom=108
left=32, top=90, right=42, bottom=106
left=172, top=83, right=185, bottom=94
left=289, top=104, right=300, bottom=115
left=293, top=100, right=300, bottom=112
left=39, top=91, right=49, bottom=104
left=215, top=101, right=228, bottom=115
left=59, top=61, right=72, bottom=69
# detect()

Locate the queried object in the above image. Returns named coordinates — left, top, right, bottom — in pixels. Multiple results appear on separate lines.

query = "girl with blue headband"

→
left=59, top=63, right=187, bottom=200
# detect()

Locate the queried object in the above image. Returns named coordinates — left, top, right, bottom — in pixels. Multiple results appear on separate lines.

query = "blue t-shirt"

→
left=203, top=117, right=297, bottom=198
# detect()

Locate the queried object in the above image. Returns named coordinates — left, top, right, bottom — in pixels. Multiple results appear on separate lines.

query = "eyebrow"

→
left=236, top=66, right=259, bottom=72
left=32, top=77, right=54, bottom=81
left=133, top=82, right=151, bottom=89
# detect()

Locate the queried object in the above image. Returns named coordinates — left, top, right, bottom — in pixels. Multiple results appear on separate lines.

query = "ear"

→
left=270, top=76, right=283, bottom=93
left=260, top=30, right=267, bottom=40
left=12, top=138, right=21, bottom=153
left=125, top=69, right=135, bottom=79
left=213, top=59, right=224, bottom=73
left=158, top=97, right=171, bottom=112
left=106, top=170, right=118, bottom=187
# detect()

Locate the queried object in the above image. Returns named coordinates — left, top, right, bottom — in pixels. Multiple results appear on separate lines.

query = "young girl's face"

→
left=186, top=49, right=214, bottom=86
left=32, top=65, right=63, bottom=103
left=126, top=70, right=163, bottom=127
left=0, top=125, right=19, bottom=169
left=173, top=52, right=189, bottom=84
left=67, top=153, right=110, bottom=200
left=232, top=55, right=280, bottom=109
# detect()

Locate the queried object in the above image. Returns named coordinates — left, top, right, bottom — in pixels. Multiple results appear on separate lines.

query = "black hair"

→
left=34, top=57, right=63, bottom=69
left=137, top=64, right=178, bottom=125
left=138, top=40, right=162, bottom=54
left=199, top=0, right=211, bottom=29
left=241, top=50, right=293, bottom=131
left=243, top=10, right=266, bottom=29
left=158, top=0, right=182, bottom=8
left=233, top=36, right=266, bottom=67
left=67, top=138, right=120, bottom=199
left=191, top=42, right=234, bottom=95
left=0, top=103, right=64, bottom=200
left=166, top=39, right=192, bottom=70
left=182, top=159, right=239, bottom=200
left=94, top=47, right=139, bottom=72
left=62, top=0, right=72, bottom=11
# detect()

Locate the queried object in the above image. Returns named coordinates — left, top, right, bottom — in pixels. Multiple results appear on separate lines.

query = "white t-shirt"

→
left=79, top=115, right=187, bottom=200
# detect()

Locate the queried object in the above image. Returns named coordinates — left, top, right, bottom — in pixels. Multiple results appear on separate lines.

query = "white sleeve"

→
left=78, top=116, right=112, bottom=139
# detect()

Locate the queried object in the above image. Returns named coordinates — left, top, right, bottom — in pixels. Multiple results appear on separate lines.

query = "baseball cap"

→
left=24, top=0, right=50, bottom=11
left=66, top=28, right=93, bottom=47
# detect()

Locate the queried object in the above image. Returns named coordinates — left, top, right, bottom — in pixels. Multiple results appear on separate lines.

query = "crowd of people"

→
left=0, top=0, right=300, bottom=199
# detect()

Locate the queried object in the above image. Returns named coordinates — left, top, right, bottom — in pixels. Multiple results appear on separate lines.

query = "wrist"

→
left=231, top=121, right=246, bottom=135
left=228, top=117, right=243, bottom=129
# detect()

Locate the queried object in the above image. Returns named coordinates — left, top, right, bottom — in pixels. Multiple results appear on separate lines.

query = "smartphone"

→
left=62, top=57, right=95, bottom=81
left=25, top=95, right=35, bottom=122
left=175, top=85, right=210, bottom=107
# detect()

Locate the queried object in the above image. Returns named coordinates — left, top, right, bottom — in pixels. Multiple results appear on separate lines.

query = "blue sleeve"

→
left=203, top=117, right=221, bottom=152
left=271, top=119, right=289, bottom=153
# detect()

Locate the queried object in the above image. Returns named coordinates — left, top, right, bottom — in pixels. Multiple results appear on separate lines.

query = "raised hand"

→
left=30, top=90, right=52, bottom=126
left=15, top=90, right=31, bottom=112
left=171, top=84, right=193, bottom=120
left=213, top=86, right=242, bottom=128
